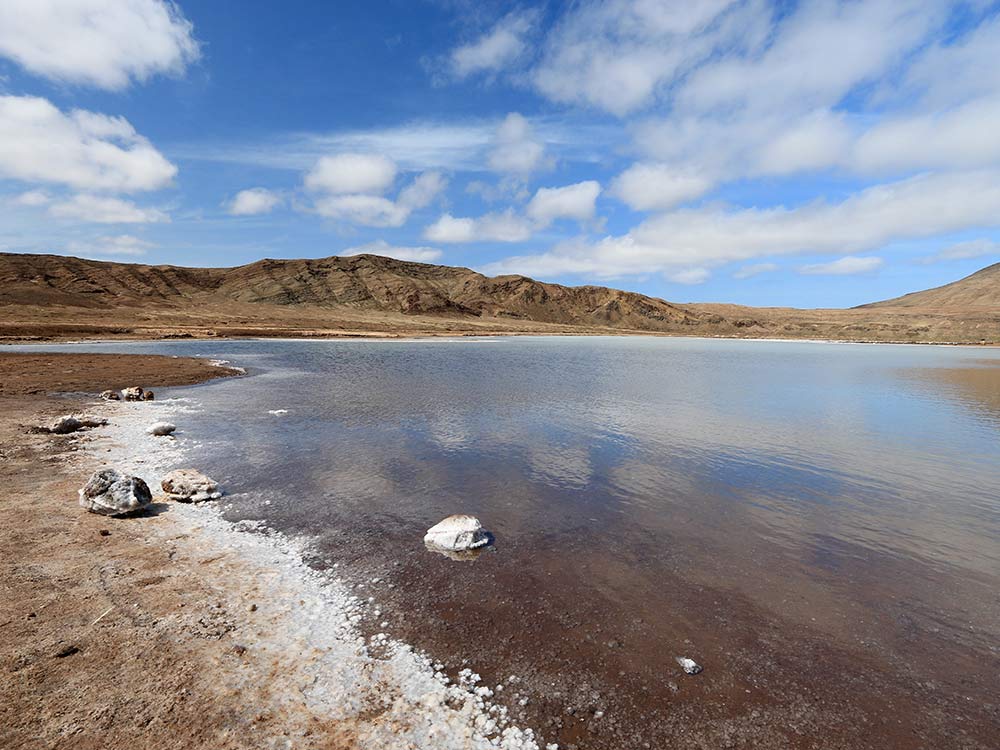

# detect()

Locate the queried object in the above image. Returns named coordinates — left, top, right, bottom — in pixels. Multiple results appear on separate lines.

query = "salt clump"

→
left=424, top=514, right=490, bottom=552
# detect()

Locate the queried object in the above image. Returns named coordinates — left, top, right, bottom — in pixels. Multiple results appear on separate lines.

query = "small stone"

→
left=249, top=603, right=257, bottom=612
left=143, top=390, right=155, bottom=401
left=100, top=390, right=121, bottom=401
left=231, top=644, right=247, bottom=656
left=79, top=468, right=152, bottom=516
left=161, top=469, right=222, bottom=502
left=675, top=656, right=702, bottom=675
left=98, top=529, right=111, bottom=537
left=121, top=386, right=145, bottom=401
left=53, top=643, right=80, bottom=658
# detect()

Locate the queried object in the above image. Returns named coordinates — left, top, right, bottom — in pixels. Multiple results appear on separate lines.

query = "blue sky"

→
left=1, top=0, right=999, bottom=308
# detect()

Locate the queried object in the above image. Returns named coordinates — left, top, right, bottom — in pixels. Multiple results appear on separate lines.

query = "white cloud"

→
left=451, top=11, right=534, bottom=79
left=12, top=189, right=50, bottom=207
left=397, top=171, right=447, bottom=211
left=424, top=209, right=532, bottom=243
left=304, top=153, right=398, bottom=195
left=799, top=256, right=884, bottom=276
left=733, top=262, right=778, bottom=279
left=339, top=239, right=443, bottom=264
left=526, top=181, right=600, bottom=226
left=532, top=0, right=754, bottom=115
left=228, top=188, right=282, bottom=216
left=488, top=113, right=548, bottom=178
left=610, top=162, right=713, bottom=211
left=49, top=194, right=168, bottom=224
left=666, top=267, right=710, bottom=285
left=68, top=234, right=154, bottom=257
left=482, top=170, right=1000, bottom=279
left=0, top=95, right=176, bottom=193
left=311, top=170, right=446, bottom=228
left=922, top=238, right=1000, bottom=263
left=0, top=0, right=199, bottom=90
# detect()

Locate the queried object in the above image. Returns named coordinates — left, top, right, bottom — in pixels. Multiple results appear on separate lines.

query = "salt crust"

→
left=83, top=396, right=547, bottom=750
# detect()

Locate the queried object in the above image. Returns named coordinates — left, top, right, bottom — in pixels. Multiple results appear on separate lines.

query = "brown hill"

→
left=0, top=252, right=708, bottom=335
left=858, top=262, right=1000, bottom=309
left=2, top=252, right=999, bottom=344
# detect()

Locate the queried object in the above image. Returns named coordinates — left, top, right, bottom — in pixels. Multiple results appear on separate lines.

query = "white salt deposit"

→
left=85, top=394, right=545, bottom=749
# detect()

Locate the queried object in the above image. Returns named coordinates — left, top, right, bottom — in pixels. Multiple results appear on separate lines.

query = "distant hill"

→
left=2, top=252, right=999, bottom=344
left=859, top=262, right=1000, bottom=309
left=0, top=252, right=708, bottom=331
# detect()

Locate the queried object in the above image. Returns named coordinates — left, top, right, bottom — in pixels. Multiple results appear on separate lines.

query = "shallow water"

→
left=16, top=336, right=1000, bottom=747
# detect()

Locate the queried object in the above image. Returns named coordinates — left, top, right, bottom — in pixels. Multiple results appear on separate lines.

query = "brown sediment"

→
left=0, top=353, right=357, bottom=750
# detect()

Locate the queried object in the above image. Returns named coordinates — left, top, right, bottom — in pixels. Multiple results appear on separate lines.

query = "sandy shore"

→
left=0, top=354, right=547, bottom=750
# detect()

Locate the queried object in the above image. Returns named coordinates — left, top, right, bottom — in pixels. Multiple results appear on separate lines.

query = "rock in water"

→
left=675, top=656, right=703, bottom=675
left=143, top=390, right=155, bottom=401
left=100, top=390, right=121, bottom=401
left=121, top=386, right=145, bottom=401
left=147, top=422, right=176, bottom=437
left=161, top=469, right=222, bottom=502
left=424, top=514, right=489, bottom=552
left=79, top=469, right=152, bottom=516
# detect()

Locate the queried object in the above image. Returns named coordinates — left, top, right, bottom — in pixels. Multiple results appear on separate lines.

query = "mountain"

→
left=858, top=262, right=1000, bottom=309
left=0, top=252, right=709, bottom=333
left=2, top=252, right=999, bottom=344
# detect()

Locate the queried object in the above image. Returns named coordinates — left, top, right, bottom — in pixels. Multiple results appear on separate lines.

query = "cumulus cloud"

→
left=733, top=262, right=778, bottom=279
left=227, top=188, right=282, bottom=216
left=49, top=194, right=169, bottom=223
left=488, top=113, right=548, bottom=178
left=799, top=256, right=884, bottom=276
left=12, top=189, right=50, bottom=207
left=424, top=209, right=532, bottom=243
left=0, top=95, right=177, bottom=193
left=610, top=162, right=713, bottom=211
left=0, top=0, right=199, bottom=90
left=308, top=159, right=446, bottom=228
left=526, top=181, right=600, bottom=226
left=666, top=267, right=710, bottom=285
left=450, top=11, right=534, bottom=79
left=339, top=239, right=443, bottom=264
left=922, top=238, right=1000, bottom=264
left=68, top=234, right=154, bottom=257
left=481, top=170, right=1000, bottom=279
left=305, top=153, right=398, bottom=195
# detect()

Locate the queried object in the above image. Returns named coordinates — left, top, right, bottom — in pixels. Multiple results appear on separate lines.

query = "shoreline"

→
left=3, top=330, right=998, bottom=349
left=0, top=353, right=549, bottom=750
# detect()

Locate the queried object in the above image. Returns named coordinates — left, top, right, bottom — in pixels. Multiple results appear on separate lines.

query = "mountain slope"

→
left=859, top=262, right=1000, bottom=308
left=0, top=252, right=707, bottom=331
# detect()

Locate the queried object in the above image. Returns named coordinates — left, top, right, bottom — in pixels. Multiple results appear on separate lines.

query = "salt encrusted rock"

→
left=147, top=421, right=176, bottom=437
left=161, top=469, right=222, bottom=502
left=78, top=468, right=152, bottom=516
left=143, top=391, right=155, bottom=401
left=100, top=390, right=121, bottom=401
left=50, top=415, right=108, bottom=434
left=121, top=386, right=145, bottom=401
left=424, top=515, right=489, bottom=552
left=675, top=656, right=703, bottom=675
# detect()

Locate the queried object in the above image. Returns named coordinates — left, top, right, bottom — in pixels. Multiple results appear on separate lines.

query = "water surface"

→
left=18, top=336, right=1000, bottom=748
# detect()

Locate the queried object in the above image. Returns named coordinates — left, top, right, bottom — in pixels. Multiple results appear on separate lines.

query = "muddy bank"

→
left=0, top=353, right=550, bottom=750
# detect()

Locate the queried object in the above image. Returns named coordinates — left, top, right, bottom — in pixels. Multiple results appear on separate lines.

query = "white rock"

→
left=121, top=386, right=145, bottom=401
left=100, top=390, right=121, bottom=401
left=147, top=421, right=176, bottom=437
left=161, top=469, right=222, bottom=502
left=78, top=468, right=152, bottom=516
left=676, top=656, right=702, bottom=675
left=424, top=514, right=489, bottom=552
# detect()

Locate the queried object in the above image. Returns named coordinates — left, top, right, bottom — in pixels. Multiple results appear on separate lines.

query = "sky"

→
left=1, top=0, right=999, bottom=308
